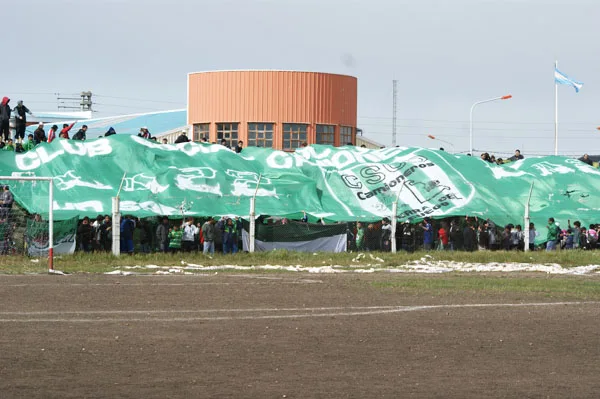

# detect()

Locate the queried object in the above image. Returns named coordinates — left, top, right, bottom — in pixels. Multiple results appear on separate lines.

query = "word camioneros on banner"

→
left=0, top=135, right=599, bottom=228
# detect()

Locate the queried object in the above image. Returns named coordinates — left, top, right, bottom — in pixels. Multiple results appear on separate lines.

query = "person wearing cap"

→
left=202, top=217, right=216, bottom=255
left=33, top=123, right=46, bottom=145
left=13, top=100, right=33, bottom=143
left=0, top=97, right=11, bottom=142
left=140, top=127, right=151, bottom=139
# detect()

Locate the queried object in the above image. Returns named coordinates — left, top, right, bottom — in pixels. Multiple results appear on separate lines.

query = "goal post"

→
left=0, top=176, right=55, bottom=271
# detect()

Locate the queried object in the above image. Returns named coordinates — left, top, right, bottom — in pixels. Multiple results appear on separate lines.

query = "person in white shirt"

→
left=181, top=217, right=199, bottom=252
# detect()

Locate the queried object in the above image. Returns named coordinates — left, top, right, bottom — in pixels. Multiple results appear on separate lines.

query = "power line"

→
left=94, top=102, right=170, bottom=111
left=94, top=94, right=185, bottom=105
left=361, top=130, right=600, bottom=138
left=357, top=122, right=598, bottom=131
left=357, top=116, right=599, bottom=125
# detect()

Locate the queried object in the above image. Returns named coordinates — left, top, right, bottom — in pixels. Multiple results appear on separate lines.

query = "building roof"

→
left=187, top=69, right=356, bottom=79
left=29, top=111, right=93, bottom=123
left=42, top=109, right=186, bottom=139
left=356, top=135, right=385, bottom=149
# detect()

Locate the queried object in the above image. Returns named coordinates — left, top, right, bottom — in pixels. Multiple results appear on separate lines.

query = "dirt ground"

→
left=1, top=273, right=599, bottom=398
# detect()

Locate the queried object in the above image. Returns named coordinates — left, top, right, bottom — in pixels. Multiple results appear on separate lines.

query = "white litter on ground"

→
left=104, top=257, right=600, bottom=276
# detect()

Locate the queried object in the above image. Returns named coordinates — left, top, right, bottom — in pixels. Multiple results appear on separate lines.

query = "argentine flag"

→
left=555, top=68, right=583, bottom=93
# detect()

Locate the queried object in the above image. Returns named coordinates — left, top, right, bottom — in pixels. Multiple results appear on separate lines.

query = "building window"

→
left=216, top=123, right=238, bottom=147
left=193, top=123, right=210, bottom=142
left=248, top=123, right=274, bottom=148
left=283, top=123, right=308, bottom=150
left=316, top=124, right=335, bottom=145
left=340, top=126, right=354, bottom=145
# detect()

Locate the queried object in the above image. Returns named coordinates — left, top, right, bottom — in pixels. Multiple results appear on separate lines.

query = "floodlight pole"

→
left=469, top=94, right=512, bottom=155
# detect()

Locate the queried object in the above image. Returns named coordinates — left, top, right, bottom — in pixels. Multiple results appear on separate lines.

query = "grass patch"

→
left=0, top=249, right=599, bottom=275
left=371, top=275, right=600, bottom=299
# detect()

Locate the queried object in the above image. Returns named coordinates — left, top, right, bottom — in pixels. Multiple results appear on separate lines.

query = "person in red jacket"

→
left=438, top=223, right=449, bottom=250
left=60, top=122, right=76, bottom=139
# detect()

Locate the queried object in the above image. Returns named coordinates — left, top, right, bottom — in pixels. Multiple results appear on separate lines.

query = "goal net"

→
left=0, top=176, right=58, bottom=271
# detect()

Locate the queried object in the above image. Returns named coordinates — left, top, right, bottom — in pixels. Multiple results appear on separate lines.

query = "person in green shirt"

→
left=546, top=217, right=560, bottom=251
left=22, top=134, right=35, bottom=152
left=168, top=224, right=182, bottom=253
left=355, top=222, right=365, bottom=250
left=3, top=139, right=14, bottom=151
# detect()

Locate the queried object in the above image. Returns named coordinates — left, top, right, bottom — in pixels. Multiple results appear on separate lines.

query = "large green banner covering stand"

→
left=0, top=135, right=598, bottom=233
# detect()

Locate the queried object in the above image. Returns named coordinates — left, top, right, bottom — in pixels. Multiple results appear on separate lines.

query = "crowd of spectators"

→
left=73, top=214, right=244, bottom=256
left=478, top=149, right=524, bottom=165
left=348, top=215, right=600, bottom=253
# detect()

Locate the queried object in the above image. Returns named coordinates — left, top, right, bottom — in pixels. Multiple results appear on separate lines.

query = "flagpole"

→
left=554, top=60, right=558, bottom=156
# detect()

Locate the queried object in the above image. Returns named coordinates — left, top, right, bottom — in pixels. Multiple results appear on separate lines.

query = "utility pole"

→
left=56, top=91, right=93, bottom=112
left=392, top=80, right=397, bottom=147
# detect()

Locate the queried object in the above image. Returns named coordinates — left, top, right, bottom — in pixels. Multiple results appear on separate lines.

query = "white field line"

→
left=0, top=276, right=323, bottom=288
left=0, top=301, right=596, bottom=323
left=0, top=281, right=319, bottom=287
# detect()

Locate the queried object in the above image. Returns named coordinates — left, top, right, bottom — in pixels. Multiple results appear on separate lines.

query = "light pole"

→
left=469, top=94, right=512, bottom=155
left=427, top=134, right=455, bottom=152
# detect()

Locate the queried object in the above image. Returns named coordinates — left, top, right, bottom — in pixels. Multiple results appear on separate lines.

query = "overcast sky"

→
left=2, top=0, right=599, bottom=156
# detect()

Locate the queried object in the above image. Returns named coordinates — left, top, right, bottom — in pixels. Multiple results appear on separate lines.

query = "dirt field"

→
left=1, top=273, right=599, bottom=398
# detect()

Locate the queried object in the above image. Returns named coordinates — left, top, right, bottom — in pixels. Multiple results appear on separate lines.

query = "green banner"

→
left=26, top=216, right=79, bottom=255
left=245, top=220, right=348, bottom=242
left=0, top=136, right=598, bottom=232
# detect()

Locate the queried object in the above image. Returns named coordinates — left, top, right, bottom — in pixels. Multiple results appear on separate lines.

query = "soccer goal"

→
left=0, top=176, right=57, bottom=271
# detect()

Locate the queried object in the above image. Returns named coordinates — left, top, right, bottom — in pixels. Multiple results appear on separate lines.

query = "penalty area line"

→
left=0, top=301, right=596, bottom=323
